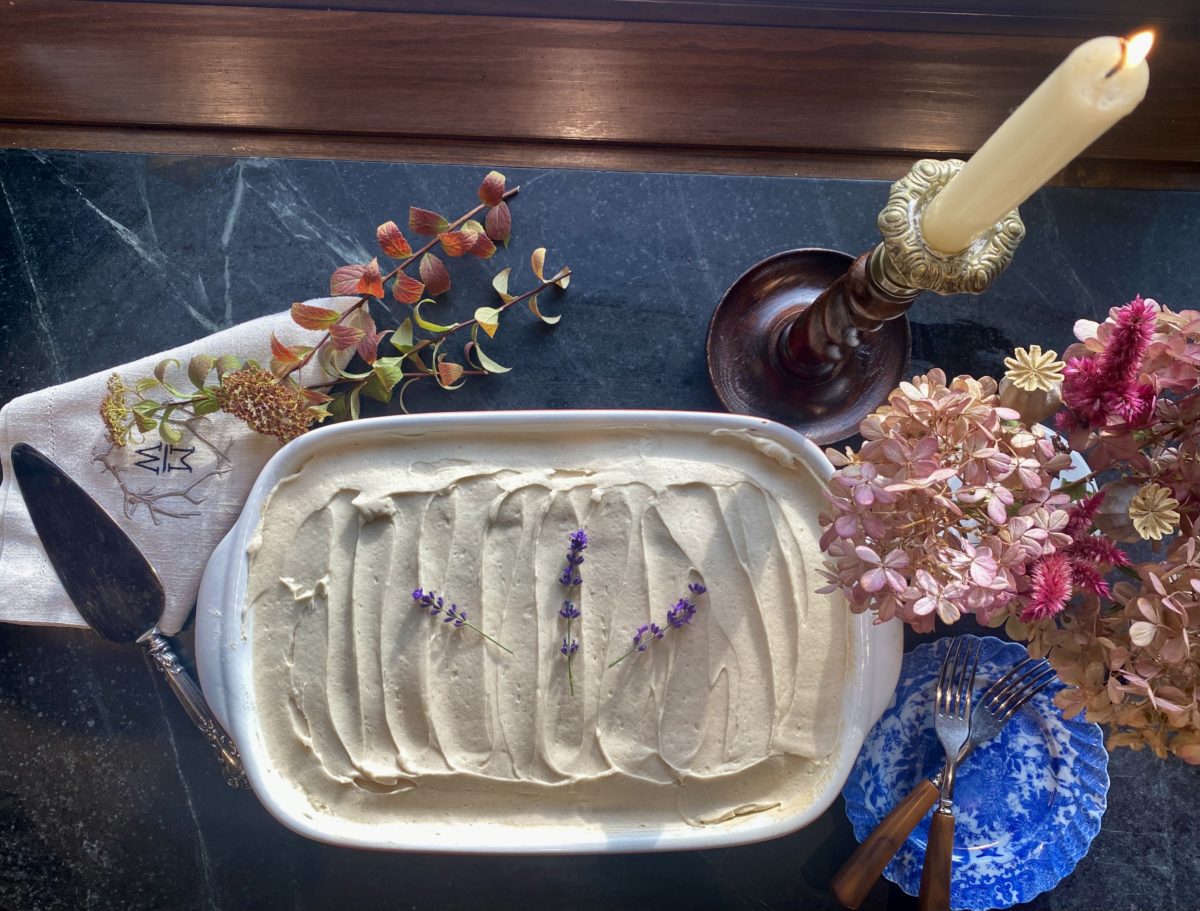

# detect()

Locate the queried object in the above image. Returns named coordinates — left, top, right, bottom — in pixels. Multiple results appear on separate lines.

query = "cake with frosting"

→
left=246, top=424, right=847, bottom=836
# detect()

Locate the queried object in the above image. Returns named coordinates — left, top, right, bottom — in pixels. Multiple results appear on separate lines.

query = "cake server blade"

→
left=10, top=442, right=248, bottom=787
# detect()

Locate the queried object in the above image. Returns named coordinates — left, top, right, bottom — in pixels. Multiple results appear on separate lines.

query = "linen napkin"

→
left=0, top=297, right=362, bottom=635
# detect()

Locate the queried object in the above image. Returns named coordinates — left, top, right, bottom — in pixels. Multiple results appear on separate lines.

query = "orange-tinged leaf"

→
left=410, top=207, right=449, bottom=236
left=478, top=170, right=505, bottom=207
left=470, top=231, right=497, bottom=259
left=329, top=323, right=365, bottom=351
left=528, top=293, right=561, bottom=325
left=330, top=259, right=383, bottom=298
left=298, top=386, right=333, bottom=404
left=485, top=201, right=511, bottom=245
left=530, top=247, right=546, bottom=281
left=291, top=301, right=340, bottom=330
left=270, top=332, right=302, bottom=367
left=358, top=257, right=384, bottom=298
left=355, top=312, right=383, bottom=364
left=376, top=220, right=412, bottom=259
left=438, top=229, right=478, bottom=258
left=420, top=253, right=451, bottom=296
left=474, top=306, right=501, bottom=338
left=330, top=263, right=367, bottom=296
left=392, top=272, right=425, bottom=304
left=437, top=359, right=465, bottom=388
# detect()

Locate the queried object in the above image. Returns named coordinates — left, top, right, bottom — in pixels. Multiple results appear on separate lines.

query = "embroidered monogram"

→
left=94, top=416, right=234, bottom=524
left=134, top=444, right=196, bottom=474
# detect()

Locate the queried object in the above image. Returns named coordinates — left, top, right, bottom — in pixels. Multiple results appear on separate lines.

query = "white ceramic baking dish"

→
left=195, top=410, right=901, bottom=853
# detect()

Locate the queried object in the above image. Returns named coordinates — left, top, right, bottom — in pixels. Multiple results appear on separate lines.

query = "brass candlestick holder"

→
left=706, top=159, right=1026, bottom=444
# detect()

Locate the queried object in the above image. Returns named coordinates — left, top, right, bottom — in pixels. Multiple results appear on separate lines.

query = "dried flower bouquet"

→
left=820, top=296, right=1200, bottom=763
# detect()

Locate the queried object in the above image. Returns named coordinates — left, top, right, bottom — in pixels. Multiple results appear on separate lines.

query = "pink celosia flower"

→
left=1022, top=552, right=1073, bottom=621
left=1060, top=296, right=1158, bottom=430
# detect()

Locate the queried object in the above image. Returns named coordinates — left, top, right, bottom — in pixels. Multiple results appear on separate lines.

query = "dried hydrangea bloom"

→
left=1046, top=537, right=1200, bottom=763
left=818, top=368, right=1073, bottom=632
left=1128, top=482, right=1181, bottom=541
left=215, top=365, right=315, bottom=443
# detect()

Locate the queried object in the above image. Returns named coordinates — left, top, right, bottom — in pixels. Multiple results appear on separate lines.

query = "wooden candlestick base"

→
left=706, top=159, right=1026, bottom=446
left=705, top=248, right=910, bottom=445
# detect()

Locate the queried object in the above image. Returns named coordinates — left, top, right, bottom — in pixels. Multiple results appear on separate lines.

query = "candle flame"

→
left=1123, top=31, right=1155, bottom=69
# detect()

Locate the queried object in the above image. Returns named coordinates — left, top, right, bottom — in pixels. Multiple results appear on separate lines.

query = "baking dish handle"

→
left=866, top=617, right=904, bottom=725
left=195, top=525, right=239, bottom=733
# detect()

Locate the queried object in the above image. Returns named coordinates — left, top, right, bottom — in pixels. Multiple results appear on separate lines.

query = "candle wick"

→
left=1104, top=38, right=1127, bottom=78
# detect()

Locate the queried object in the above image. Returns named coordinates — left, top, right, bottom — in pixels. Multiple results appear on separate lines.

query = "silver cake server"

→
left=10, top=442, right=248, bottom=788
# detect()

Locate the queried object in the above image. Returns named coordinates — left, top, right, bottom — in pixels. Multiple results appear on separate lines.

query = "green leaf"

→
left=215, top=355, right=242, bottom=380
left=472, top=342, right=511, bottom=374
left=348, top=386, right=362, bottom=421
left=154, top=358, right=180, bottom=384
left=362, top=356, right=405, bottom=402
left=132, top=399, right=159, bottom=433
left=491, top=267, right=514, bottom=305
left=414, top=300, right=457, bottom=334
left=395, top=377, right=421, bottom=414
left=187, top=354, right=215, bottom=390
left=192, top=395, right=221, bottom=417
left=390, top=318, right=415, bottom=353
left=528, top=293, right=561, bottom=325
left=159, top=417, right=183, bottom=445
left=135, top=376, right=161, bottom=394
left=474, top=306, right=501, bottom=338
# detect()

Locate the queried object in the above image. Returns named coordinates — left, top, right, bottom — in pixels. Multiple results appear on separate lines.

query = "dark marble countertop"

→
left=1, top=149, right=1197, bottom=911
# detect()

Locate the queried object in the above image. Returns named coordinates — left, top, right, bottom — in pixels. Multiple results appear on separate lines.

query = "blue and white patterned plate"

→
left=843, top=635, right=1109, bottom=910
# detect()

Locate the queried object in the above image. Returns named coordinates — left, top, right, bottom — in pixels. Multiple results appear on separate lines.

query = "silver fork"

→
left=917, top=637, right=981, bottom=911
left=832, top=655, right=1056, bottom=910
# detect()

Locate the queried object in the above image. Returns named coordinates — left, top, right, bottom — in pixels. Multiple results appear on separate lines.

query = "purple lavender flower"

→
left=558, top=528, right=587, bottom=695
left=609, top=581, right=706, bottom=667
left=666, top=597, right=698, bottom=629
left=410, top=587, right=511, bottom=653
left=558, top=528, right=588, bottom=586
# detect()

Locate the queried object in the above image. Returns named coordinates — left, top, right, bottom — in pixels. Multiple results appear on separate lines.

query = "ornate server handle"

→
left=142, top=631, right=250, bottom=789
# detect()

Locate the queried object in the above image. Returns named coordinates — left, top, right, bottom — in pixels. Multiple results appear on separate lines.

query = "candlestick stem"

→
left=706, top=159, right=1025, bottom=444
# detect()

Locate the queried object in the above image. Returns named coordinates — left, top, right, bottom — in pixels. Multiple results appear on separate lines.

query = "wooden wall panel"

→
left=2, top=1, right=1198, bottom=185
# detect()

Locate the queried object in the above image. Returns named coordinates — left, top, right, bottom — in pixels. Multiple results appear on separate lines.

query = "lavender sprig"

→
left=411, top=588, right=512, bottom=654
left=558, top=528, right=587, bottom=695
left=608, top=582, right=706, bottom=668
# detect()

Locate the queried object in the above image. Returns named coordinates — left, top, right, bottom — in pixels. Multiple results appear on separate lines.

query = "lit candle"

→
left=921, top=31, right=1153, bottom=254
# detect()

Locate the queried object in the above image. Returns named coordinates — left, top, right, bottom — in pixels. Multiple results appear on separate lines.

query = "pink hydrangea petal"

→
left=860, top=568, right=887, bottom=593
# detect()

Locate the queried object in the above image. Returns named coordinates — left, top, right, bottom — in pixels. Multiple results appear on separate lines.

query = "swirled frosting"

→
left=246, top=425, right=847, bottom=838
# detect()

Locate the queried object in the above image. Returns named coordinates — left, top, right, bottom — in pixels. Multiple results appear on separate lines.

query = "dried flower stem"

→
left=281, top=186, right=521, bottom=383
